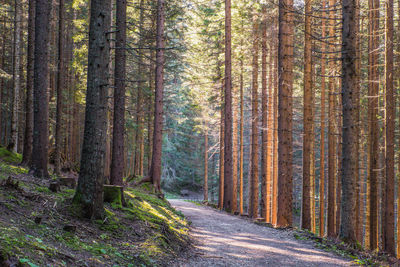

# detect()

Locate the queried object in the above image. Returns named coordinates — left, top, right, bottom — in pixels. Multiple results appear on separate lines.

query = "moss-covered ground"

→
left=0, top=147, right=190, bottom=266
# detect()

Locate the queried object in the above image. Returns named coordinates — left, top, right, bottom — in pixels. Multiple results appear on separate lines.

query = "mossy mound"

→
left=0, top=159, right=190, bottom=266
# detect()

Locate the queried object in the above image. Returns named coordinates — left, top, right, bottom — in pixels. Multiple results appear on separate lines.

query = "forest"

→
left=1, top=0, right=400, bottom=265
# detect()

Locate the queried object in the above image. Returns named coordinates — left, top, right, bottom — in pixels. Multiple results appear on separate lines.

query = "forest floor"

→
left=169, top=200, right=391, bottom=267
left=0, top=147, right=191, bottom=267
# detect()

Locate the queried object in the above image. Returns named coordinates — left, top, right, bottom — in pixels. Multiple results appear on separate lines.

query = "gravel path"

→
left=170, top=200, right=352, bottom=267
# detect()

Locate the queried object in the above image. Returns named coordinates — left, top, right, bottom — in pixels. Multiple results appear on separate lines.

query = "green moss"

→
left=0, top=160, right=189, bottom=266
left=103, top=185, right=123, bottom=206
left=0, top=161, right=28, bottom=176
left=0, top=146, right=22, bottom=164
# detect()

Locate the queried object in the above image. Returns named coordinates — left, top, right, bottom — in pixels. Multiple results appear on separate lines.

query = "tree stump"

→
left=103, top=185, right=126, bottom=206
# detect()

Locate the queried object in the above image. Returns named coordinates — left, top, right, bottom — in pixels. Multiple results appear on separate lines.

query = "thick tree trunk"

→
left=10, top=0, right=21, bottom=152
left=249, top=14, right=259, bottom=219
left=223, top=0, right=233, bottom=212
left=110, top=0, right=127, bottom=186
left=302, top=0, right=313, bottom=231
left=55, top=0, right=65, bottom=175
left=277, top=0, right=294, bottom=227
left=30, top=0, right=51, bottom=178
left=21, top=0, right=35, bottom=166
left=339, top=0, right=358, bottom=243
left=73, top=0, right=111, bottom=219
left=383, top=0, right=395, bottom=255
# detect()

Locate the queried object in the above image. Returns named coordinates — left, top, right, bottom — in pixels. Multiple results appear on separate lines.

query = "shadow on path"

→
left=170, top=200, right=351, bottom=267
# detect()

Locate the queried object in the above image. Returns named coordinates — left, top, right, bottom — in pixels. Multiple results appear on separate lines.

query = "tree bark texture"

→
left=73, top=0, right=112, bottom=219
left=110, top=0, right=127, bottom=186
left=223, top=0, right=233, bottom=212
left=30, top=0, right=51, bottom=178
left=277, top=0, right=294, bottom=227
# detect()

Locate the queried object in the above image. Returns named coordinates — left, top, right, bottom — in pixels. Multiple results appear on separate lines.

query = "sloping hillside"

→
left=0, top=147, right=190, bottom=267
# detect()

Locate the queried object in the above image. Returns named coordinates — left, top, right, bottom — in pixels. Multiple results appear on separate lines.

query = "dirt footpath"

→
left=170, top=200, right=352, bottom=267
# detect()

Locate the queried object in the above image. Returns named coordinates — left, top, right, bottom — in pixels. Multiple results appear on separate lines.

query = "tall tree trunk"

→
left=134, top=0, right=145, bottom=178
left=261, top=7, right=269, bottom=221
left=339, top=0, right=357, bottom=243
left=10, top=0, right=21, bottom=152
left=277, top=0, right=294, bottom=227
left=218, top=86, right=225, bottom=210
left=302, top=0, right=313, bottom=231
left=21, top=0, right=35, bottom=166
left=319, top=0, right=327, bottom=237
left=327, top=0, right=337, bottom=238
left=110, top=0, right=127, bottom=186
left=73, top=0, right=111, bottom=219
left=397, top=0, right=400, bottom=256
left=265, top=41, right=274, bottom=224
left=249, top=13, right=259, bottom=219
left=239, top=58, right=244, bottom=215
left=232, top=94, right=238, bottom=213
left=223, top=0, right=233, bottom=212
left=30, top=0, right=51, bottom=178
left=148, top=0, right=165, bottom=192
left=354, top=0, right=362, bottom=243
left=147, top=49, right=155, bottom=175
left=55, top=0, right=65, bottom=175
left=272, top=24, right=279, bottom=225
left=368, top=0, right=380, bottom=250
left=383, top=0, right=395, bottom=255
left=0, top=20, right=5, bottom=147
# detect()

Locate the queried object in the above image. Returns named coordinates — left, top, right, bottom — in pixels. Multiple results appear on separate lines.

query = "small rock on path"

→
left=170, top=200, right=352, bottom=267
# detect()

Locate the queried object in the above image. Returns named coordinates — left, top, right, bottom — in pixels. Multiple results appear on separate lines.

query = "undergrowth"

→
left=0, top=148, right=190, bottom=266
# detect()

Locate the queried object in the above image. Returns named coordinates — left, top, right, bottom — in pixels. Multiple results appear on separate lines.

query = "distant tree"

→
left=9, top=0, right=21, bottom=152
left=21, top=0, right=35, bottom=166
left=204, top=123, right=208, bottom=202
left=55, top=0, right=65, bottom=175
left=319, top=0, right=327, bottom=237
